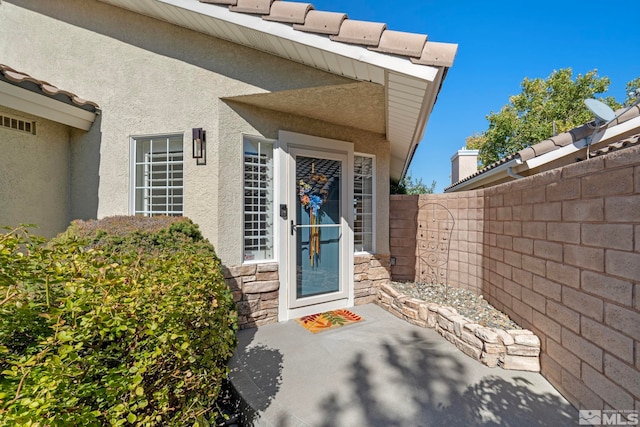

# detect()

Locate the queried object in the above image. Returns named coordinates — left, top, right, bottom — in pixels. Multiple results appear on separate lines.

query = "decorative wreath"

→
left=298, top=174, right=328, bottom=213
left=298, top=170, right=329, bottom=267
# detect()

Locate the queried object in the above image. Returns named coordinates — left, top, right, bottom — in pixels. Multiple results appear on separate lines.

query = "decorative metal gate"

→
left=416, top=202, right=455, bottom=284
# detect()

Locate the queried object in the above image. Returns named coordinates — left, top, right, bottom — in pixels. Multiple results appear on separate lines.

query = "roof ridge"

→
left=198, top=0, right=457, bottom=67
left=0, top=64, right=99, bottom=111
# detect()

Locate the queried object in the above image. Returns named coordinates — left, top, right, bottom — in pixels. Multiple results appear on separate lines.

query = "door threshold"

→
left=283, top=298, right=350, bottom=322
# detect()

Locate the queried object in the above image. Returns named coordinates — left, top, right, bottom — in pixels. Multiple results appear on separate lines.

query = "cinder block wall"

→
left=389, top=192, right=484, bottom=294
left=389, top=145, right=640, bottom=411
left=389, top=195, right=419, bottom=281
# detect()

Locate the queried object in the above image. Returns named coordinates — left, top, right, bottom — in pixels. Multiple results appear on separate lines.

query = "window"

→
left=354, top=155, right=374, bottom=252
left=131, top=134, right=184, bottom=216
left=243, top=136, right=274, bottom=262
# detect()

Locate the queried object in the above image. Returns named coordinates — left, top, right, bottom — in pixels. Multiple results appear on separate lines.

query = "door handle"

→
left=291, top=220, right=296, bottom=235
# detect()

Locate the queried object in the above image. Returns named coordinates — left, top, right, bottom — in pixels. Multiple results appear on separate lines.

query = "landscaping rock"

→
left=499, top=355, right=541, bottom=372
left=514, top=334, right=541, bottom=347
left=506, top=344, right=540, bottom=357
left=475, top=327, right=500, bottom=343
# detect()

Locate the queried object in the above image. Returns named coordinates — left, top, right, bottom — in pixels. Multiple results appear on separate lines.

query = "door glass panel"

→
left=296, top=156, right=341, bottom=299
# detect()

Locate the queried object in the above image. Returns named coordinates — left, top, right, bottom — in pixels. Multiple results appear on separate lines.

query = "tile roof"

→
left=198, top=0, right=456, bottom=67
left=445, top=104, right=640, bottom=191
left=580, top=132, right=640, bottom=160
left=0, top=64, right=99, bottom=112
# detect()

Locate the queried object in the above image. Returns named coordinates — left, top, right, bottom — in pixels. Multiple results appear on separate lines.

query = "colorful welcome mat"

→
left=295, top=309, right=363, bottom=333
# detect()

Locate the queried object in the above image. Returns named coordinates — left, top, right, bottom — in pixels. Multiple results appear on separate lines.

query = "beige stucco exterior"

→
left=1, top=0, right=391, bottom=265
left=0, top=106, right=71, bottom=238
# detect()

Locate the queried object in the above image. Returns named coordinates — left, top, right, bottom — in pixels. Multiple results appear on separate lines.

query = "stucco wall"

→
left=0, top=106, right=70, bottom=237
left=217, top=101, right=390, bottom=264
left=1, top=0, right=352, bottom=259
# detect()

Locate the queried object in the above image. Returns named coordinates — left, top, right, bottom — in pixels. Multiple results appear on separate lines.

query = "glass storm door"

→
left=289, top=149, right=348, bottom=309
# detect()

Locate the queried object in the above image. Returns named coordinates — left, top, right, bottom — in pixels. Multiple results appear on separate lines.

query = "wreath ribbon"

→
left=299, top=165, right=328, bottom=267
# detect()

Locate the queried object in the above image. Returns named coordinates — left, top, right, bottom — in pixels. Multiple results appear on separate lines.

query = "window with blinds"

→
left=354, top=155, right=375, bottom=252
left=243, top=137, right=274, bottom=262
left=132, top=134, right=184, bottom=216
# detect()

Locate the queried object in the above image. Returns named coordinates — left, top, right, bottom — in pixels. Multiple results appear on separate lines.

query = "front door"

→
left=286, top=146, right=351, bottom=315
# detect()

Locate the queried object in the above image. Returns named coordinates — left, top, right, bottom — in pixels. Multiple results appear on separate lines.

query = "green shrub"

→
left=0, top=218, right=237, bottom=426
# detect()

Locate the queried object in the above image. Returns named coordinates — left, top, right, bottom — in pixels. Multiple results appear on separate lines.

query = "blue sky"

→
left=312, top=0, right=640, bottom=192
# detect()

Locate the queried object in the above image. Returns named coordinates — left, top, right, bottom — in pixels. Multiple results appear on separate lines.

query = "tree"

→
left=391, top=171, right=436, bottom=194
left=625, top=77, right=640, bottom=106
left=466, top=68, right=633, bottom=166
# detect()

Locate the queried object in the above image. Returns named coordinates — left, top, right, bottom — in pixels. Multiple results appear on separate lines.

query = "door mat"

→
left=295, top=309, right=363, bottom=333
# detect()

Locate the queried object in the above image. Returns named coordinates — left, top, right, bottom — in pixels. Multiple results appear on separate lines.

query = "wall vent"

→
left=0, top=114, right=36, bottom=135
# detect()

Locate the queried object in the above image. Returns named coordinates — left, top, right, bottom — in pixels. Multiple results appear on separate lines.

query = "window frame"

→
left=353, top=153, right=376, bottom=254
left=242, top=135, right=277, bottom=264
left=129, top=133, right=184, bottom=217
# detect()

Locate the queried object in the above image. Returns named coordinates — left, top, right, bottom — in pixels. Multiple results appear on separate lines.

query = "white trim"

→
left=287, top=146, right=349, bottom=309
left=277, top=130, right=354, bottom=322
left=399, top=66, right=444, bottom=179
left=0, top=81, right=96, bottom=130
left=97, top=0, right=447, bottom=182
left=523, top=115, right=640, bottom=170
left=446, top=115, right=640, bottom=192
left=129, top=137, right=136, bottom=214
left=285, top=298, right=350, bottom=320
left=129, top=133, right=185, bottom=216
left=445, top=158, right=522, bottom=193
left=354, top=152, right=376, bottom=254
left=241, top=135, right=277, bottom=263
left=158, top=0, right=439, bottom=83
left=450, top=149, right=480, bottom=162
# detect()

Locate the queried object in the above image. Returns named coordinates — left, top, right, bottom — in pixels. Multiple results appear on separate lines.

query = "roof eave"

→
left=446, top=114, right=640, bottom=192
left=0, top=81, right=98, bottom=131
left=395, top=66, right=446, bottom=182
left=97, top=0, right=453, bottom=178
left=162, top=0, right=442, bottom=83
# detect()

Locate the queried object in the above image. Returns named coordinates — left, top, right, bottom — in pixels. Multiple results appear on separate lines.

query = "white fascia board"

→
left=399, top=67, right=443, bottom=179
left=158, top=0, right=439, bottom=83
left=523, top=115, right=640, bottom=170
left=0, top=81, right=96, bottom=131
left=449, top=115, right=640, bottom=192
left=445, top=158, right=522, bottom=193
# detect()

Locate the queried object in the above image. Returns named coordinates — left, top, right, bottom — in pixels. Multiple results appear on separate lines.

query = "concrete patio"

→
left=229, top=304, right=578, bottom=426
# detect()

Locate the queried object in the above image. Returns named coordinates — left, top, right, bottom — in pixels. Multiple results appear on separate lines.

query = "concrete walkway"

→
left=229, top=304, right=577, bottom=426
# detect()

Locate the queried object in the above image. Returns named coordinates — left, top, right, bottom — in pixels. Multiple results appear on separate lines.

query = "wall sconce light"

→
left=192, top=127, right=206, bottom=165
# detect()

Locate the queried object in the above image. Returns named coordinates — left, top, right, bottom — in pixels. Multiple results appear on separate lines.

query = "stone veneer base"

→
left=377, top=283, right=541, bottom=372
left=224, top=254, right=391, bottom=329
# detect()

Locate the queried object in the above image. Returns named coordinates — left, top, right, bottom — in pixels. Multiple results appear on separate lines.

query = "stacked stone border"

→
left=225, top=254, right=392, bottom=329
left=223, top=263, right=279, bottom=329
left=377, top=283, right=541, bottom=371
left=354, top=253, right=392, bottom=306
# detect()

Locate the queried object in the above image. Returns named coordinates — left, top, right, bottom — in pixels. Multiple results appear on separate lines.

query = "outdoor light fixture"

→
left=192, top=127, right=206, bottom=165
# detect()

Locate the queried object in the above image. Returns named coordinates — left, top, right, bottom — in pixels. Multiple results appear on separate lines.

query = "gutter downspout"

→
left=445, top=158, right=522, bottom=192
left=507, top=166, right=524, bottom=179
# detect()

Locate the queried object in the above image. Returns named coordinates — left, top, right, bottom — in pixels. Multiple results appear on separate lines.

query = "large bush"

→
left=0, top=217, right=237, bottom=426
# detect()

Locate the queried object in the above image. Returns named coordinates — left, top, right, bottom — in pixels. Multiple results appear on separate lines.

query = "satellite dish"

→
left=584, top=98, right=615, bottom=123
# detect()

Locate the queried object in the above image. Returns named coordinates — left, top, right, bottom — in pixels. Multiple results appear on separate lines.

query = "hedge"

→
left=0, top=217, right=237, bottom=426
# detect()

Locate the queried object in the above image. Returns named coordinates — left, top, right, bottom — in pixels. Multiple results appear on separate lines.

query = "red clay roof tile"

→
left=446, top=105, right=640, bottom=191
left=198, top=0, right=456, bottom=66
left=229, top=0, right=274, bottom=15
left=293, top=10, right=347, bottom=35
left=263, top=1, right=313, bottom=24
left=0, top=64, right=99, bottom=112
left=370, top=30, right=427, bottom=58
left=329, top=19, right=386, bottom=47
